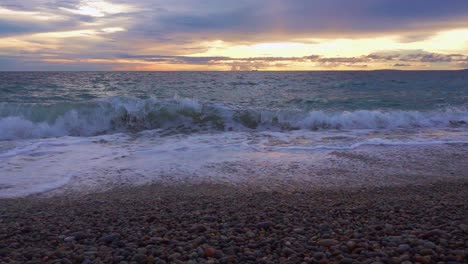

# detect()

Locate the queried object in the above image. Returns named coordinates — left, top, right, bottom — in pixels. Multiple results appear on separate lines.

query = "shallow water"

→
left=0, top=71, right=467, bottom=197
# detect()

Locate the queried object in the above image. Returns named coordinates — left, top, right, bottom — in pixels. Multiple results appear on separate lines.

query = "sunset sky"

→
left=1, top=0, right=468, bottom=71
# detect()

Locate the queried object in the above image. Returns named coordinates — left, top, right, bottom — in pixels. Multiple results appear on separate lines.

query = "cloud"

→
left=3, top=0, right=468, bottom=40
left=59, top=0, right=137, bottom=17
left=367, top=50, right=468, bottom=63
left=0, top=50, right=468, bottom=71
left=0, top=7, right=78, bottom=37
left=1, top=0, right=468, bottom=70
left=86, top=50, right=468, bottom=70
left=0, top=1, right=136, bottom=37
left=131, top=0, right=468, bottom=42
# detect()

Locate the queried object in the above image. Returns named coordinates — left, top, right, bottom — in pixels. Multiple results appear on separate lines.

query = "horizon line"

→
left=1, top=69, right=467, bottom=72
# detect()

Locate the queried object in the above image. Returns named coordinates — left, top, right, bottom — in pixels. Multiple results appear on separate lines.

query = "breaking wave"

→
left=0, top=97, right=467, bottom=140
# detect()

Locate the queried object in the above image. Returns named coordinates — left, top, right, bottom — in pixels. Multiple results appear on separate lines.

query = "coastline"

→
left=1, top=180, right=467, bottom=263
left=2, top=143, right=464, bottom=199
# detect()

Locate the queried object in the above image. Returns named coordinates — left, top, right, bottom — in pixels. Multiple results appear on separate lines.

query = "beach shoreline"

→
left=1, top=179, right=467, bottom=263
left=1, top=143, right=465, bottom=200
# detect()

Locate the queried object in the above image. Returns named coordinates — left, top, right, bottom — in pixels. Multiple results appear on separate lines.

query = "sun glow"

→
left=190, top=38, right=400, bottom=59
left=59, top=0, right=136, bottom=17
left=190, top=29, right=468, bottom=60
left=100, top=27, right=126, bottom=33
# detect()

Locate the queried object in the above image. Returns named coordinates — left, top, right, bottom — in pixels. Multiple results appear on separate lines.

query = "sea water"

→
left=0, top=71, right=467, bottom=197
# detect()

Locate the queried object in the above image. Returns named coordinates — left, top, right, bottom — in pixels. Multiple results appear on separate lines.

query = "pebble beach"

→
left=2, top=2, right=468, bottom=264
left=1, top=180, right=467, bottom=264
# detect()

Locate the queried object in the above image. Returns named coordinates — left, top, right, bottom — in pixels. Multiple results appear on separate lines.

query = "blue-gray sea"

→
left=0, top=71, right=467, bottom=197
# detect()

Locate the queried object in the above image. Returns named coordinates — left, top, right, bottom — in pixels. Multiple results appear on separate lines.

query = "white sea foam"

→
left=0, top=129, right=467, bottom=198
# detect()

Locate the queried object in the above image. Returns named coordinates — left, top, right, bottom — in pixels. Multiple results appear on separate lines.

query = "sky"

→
left=1, top=0, right=468, bottom=71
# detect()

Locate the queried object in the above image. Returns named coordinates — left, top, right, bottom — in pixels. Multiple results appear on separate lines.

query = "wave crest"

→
left=0, top=97, right=466, bottom=140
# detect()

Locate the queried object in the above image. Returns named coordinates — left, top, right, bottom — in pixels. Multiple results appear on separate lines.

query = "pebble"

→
left=255, top=221, right=273, bottom=229
left=202, top=216, right=217, bottom=222
left=318, top=239, right=339, bottom=247
left=168, top=253, right=182, bottom=260
left=98, top=233, right=121, bottom=244
left=1, top=182, right=466, bottom=264
left=246, top=231, right=256, bottom=238
left=313, top=252, right=326, bottom=260
left=458, top=224, right=468, bottom=233
left=281, top=247, right=296, bottom=256
left=192, top=236, right=206, bottom=245
left=70, top=231, right=87, bottom=241
left=64, top=236, right=75, bottom=243
left=397, top=244, right=411, bottom=253
left=202, top=245, right=216, bottom=258
left=346, top=241, right=357, bottom=250
left=132, top=253, right=147, bottom=262
left=190, top=224, right=207, bottom=233
left=420, top=248, right=435, bottom=256
left=340, top=257, right=353, bottom=264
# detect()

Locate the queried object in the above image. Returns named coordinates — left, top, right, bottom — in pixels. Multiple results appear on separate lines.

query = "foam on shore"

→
left=1, top=130, right=466, bottom=198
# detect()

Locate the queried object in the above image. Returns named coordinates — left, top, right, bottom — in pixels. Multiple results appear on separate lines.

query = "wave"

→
left=0, top=97, right=467, bottom=140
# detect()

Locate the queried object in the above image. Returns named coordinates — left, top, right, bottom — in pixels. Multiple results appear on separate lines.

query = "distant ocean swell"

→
left=0, top=97, right=467, bottom=140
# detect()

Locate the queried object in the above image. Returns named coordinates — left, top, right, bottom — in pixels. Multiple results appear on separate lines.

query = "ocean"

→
left=0, top=71, right=467, bottom=197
